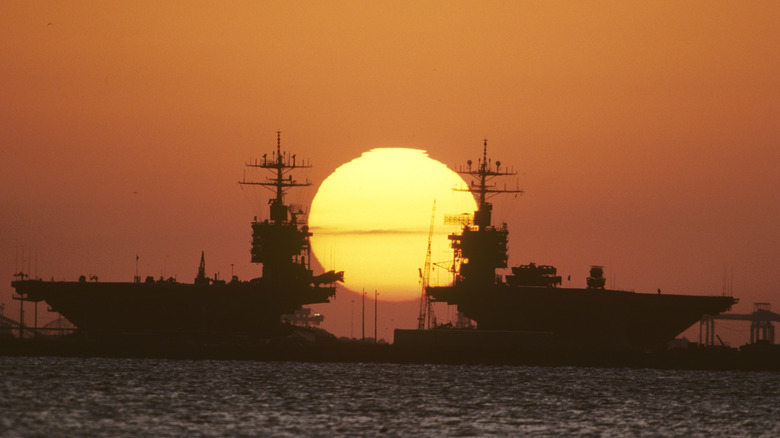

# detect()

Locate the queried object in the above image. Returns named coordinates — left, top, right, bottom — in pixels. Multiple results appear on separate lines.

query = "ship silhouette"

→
left=426, top=141, right=737, bottom=349
left=11, top=133, right=343, bottom=338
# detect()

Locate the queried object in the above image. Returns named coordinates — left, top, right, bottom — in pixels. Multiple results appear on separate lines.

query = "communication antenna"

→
left=374, top=290, right=379, bottom=342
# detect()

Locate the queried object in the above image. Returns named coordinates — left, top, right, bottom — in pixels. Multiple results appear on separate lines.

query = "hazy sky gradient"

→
left=2, top=1, right=777, bottom=343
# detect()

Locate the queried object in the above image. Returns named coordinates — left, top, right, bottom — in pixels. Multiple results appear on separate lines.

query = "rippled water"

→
left=1, top=357, right=778, bottom=437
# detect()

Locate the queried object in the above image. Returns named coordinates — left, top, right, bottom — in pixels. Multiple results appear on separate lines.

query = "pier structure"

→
left=700, top=303, right=778, bottom=346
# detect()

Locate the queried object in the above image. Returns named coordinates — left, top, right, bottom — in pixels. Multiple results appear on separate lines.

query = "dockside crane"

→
left=418, top=201, right=437, bottom=330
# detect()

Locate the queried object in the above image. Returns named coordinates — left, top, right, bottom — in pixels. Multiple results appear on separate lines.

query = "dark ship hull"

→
left=429, top=285, right=736, bottom=348
left=12, top=279, right=333, bottom=336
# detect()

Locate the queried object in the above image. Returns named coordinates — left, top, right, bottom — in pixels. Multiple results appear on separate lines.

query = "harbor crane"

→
left=418, top=201, right=437, bottom=330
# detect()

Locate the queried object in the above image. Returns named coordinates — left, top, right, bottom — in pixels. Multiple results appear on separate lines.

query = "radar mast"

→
left=240, top=131, right=312, bottom=224
left=454, top=139, right=523, bottom=230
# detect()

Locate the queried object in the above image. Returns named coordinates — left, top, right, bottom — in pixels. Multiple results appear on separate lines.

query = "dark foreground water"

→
left=1, top=357, right=778, bottom=437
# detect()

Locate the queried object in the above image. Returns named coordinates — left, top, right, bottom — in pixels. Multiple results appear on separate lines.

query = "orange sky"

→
left=1, top=1, right=778, bottom=344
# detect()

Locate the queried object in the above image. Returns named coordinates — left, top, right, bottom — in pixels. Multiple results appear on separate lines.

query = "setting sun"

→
left=308, top=148, right=477, bottom=302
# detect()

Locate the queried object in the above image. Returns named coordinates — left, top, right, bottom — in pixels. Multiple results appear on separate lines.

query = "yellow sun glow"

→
left=309, top=148, right=478, bottom=302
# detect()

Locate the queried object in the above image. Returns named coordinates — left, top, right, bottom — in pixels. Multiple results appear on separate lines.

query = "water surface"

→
left=1, top=357, right=777, bottom=437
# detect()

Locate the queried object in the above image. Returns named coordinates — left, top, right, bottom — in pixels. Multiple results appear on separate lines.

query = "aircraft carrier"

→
left=424, top=141, right=738, bottom=349
left=11, top=133, right=343, bottom=338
